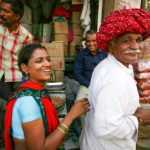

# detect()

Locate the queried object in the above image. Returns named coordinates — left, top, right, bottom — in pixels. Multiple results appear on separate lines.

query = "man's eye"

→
left=123, top=39, right=129, bottom=43
left=137, top=38, right=142, bottom=43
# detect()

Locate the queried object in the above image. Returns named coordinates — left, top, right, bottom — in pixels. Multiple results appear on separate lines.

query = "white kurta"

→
left=80, top=54, right=140, bottom=150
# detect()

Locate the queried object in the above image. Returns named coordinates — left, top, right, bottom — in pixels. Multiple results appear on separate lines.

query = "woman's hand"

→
left=67, top=98, right=90, bottom=121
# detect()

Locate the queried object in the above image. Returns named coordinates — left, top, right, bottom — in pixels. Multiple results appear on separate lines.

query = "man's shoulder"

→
left=0, top=24, right=4, bottom=32
left=97, top=49, right=108, bottom=55
left=19, top=24, right=33, bottom=37
left=77, top=48, right=89, bottom=55
left=94, top=58, right=123, bottom=83
left=0, top=24, right=4, bottom=28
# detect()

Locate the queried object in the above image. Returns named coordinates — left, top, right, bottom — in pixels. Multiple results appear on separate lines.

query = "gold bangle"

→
left=61, top=123, right=69, bottom=130
left=58, top=123, right=69, bottom=135
left=58, top=127, right=66, bottom=134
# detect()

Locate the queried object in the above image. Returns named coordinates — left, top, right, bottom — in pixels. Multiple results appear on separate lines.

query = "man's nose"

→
left=89, top=41, right=95, bottom=45
left=130, top=41, right=139, bottom=49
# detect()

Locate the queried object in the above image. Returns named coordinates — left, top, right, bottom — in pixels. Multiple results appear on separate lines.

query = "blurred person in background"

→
left=74, top=29, right=108, bottom=128
left=0, top=0, right=34, bottom=147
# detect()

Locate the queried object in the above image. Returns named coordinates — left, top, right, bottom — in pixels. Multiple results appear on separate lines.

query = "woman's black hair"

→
left=18, top=43, right=47, bottom=75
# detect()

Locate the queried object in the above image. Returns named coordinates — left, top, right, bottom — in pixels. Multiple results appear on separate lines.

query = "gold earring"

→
left=25, top=73, right=29, bottom=81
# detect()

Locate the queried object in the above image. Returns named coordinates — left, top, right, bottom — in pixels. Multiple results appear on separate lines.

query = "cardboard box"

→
left=38, top=23, right=53, bottom=43
left=114, top=0, right=141, bottom=10
left=64, top=45, right=69, bottom=56
left=41, top=42, right=64, bottom=57
left=55, top=70, right=64, bottom=82
left=51, top=57, right=65, bottom=70
left=103, top=0, right=114, bottom=20
left=72, top=11, right=81, bottom=24
left=70, top=35, right=83, bottom=46
left=53, top=22, right=68, bottom=34
left=54, top=34, right=68, bottom=45
left=72, top=23, right=83, bottom=36
left=103, top=0, right=141, bottom=21
left=72, top=0, right=83, bottom=4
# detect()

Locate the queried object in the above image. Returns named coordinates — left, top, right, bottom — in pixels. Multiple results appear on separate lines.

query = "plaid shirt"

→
left=0, top=24, right=34, bottom=82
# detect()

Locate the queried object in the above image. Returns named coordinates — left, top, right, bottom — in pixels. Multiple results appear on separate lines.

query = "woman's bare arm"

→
left=22, top=98, right=90, bottom=150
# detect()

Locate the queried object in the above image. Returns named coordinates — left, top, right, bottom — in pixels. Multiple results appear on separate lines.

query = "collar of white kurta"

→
left=108, top=54, right=134, bottom=78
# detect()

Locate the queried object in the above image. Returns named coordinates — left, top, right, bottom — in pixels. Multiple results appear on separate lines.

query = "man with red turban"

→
left=79, top=8, right=150, bottom=150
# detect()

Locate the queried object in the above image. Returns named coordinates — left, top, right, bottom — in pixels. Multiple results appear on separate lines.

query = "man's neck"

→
left=7, top=22, right=19, bottom=33
left=90, top=51, right=97, bottom=56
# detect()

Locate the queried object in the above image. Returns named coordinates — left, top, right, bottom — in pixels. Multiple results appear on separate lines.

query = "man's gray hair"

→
left=85, top=29, right=96, bottom=39
left=109, top=38, right=116, bottom=46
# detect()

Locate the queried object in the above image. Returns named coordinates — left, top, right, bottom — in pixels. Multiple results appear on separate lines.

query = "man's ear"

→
left=107, top=43, right=114, bottom=54
left=15, top=14, right=21, bottom=21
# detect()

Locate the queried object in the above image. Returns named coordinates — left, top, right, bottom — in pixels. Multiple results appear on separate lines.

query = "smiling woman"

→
left=19, top=44, right=52, bottom=87
left=4, top=43, right=90, bottom=150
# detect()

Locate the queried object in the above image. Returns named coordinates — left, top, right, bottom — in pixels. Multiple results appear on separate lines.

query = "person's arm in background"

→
left=74, top=51, right=89, bottom=87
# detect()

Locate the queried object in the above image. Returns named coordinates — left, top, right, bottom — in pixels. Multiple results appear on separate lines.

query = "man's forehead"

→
left=118, top=32, right=142, bottom=39
left=1, top=2, right=12, bottom=9
left=86, top=34, right=96, bottom=40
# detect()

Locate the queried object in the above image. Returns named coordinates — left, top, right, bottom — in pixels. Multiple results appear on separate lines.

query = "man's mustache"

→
left=0, top=16, right=6, bottom=21
left=124, top=49, right=141, bottom=54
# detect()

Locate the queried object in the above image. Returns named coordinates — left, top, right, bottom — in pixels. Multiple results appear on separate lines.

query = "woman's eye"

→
left=47, top=57, right=51, bottom=62
left=47, top=59, right=50, bottom=62
left=35, top=59, right=42, bottom=63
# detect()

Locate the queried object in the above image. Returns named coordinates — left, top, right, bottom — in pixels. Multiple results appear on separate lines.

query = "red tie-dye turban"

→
left=96, top=9, right=150, bottom=52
